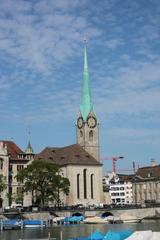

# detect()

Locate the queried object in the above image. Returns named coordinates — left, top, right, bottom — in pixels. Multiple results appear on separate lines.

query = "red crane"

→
left=101, top=156, right=124, bottom=174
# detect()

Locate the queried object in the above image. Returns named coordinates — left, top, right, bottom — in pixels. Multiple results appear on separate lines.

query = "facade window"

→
left=0, top=158, right=3, bottom=170
left=83, top=169, right=87, bottom=199
left=17, top=165, right=24, bottom=172
left=80, top=130, right=83, bottom=138
left=17, top=187, right=23, bottom=195
left=77, top=174, right=80, bottom=199
left=89, top=130, right=93, bottom=141
left=91, top=174, right=94, bottom=199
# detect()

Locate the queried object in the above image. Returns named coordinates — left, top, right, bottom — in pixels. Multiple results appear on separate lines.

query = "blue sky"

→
left=0, top=0, right=160, bottom=174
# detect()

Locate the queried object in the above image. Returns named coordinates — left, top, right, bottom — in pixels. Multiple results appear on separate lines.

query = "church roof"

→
left=35, top=144, right=102, bottom=166
left=0, top=140, right=25, bottom=160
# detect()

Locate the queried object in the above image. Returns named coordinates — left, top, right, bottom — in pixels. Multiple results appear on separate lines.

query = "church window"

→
left=83, top=169, right=87, bottom=199
left=0, top=158, right=3, bottom=170
left=77, top=174, right=80, bottom=199
left=91, top=174, right=94, bottom=199
left=89, top=130, right=93, bottom=141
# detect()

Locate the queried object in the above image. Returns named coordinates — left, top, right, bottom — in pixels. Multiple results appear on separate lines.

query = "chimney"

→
left=150, top=159, right=157, bottom=167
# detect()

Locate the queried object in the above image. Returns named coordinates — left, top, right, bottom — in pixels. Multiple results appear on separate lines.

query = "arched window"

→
left=0, top=158, right=3, bottom=170
left=77, top=174, right=80, bottom=199
left=91, top=174, right=94, bottom=199
left=83, top=169, right=87, bottom=199
left=89, top=130, right=93, bottom=141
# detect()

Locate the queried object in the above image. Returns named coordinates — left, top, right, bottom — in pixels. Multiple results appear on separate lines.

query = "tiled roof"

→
left=136, top=165, right=160, bottom=180
left=35, top=144, right=102, bottom=166
left=117, top=174, right=134, bottom=182
left=1, top=140, right=25, bottom=160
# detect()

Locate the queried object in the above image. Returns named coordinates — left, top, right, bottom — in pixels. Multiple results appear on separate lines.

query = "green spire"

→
left=80, top=43, right=93, bottom=121
left=25, top=140, right=34, bottom=154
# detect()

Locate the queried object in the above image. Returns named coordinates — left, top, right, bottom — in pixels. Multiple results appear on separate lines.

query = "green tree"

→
left=16, top=160, right=70, bottom=206
left=0, top=174, right=6, bottom=207
left=0, top=174, right=6, bottom=194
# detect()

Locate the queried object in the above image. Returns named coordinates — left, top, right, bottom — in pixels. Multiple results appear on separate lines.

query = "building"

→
left=35, top=43, right=103, bottom=206
left=0, top=141, right=34, bottom=208
left=0, top=42, right=103, bottom=208
left=132, top=160, right=160, bottom=205
left=103, top=173, right=133, bottom=205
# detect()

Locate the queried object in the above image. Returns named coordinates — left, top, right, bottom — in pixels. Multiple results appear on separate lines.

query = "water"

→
left=0, top=220, right=160, bottom=240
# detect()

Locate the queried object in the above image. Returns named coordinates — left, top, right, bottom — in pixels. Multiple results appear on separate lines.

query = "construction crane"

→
left=101, top=156, right=124, bottom=174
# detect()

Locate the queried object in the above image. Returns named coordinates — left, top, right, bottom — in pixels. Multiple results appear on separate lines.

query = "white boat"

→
left=120, top=213, right=143, bottom=223
left=83, top=216, right=108, bottom=224
left=122, top=218, right=142, bottom=223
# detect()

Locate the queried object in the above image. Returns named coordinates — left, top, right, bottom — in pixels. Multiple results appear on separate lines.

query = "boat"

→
left=3, top=219, right=21, bottom=230
left=83, top=216, right=108, bottom=224
left=122, top=218, right=142, bottom=223
left=106, top=216, right=123, bottom=224
left=120, top=213, right=143, bottom=223
left=23, top=220, right=46, bottom=228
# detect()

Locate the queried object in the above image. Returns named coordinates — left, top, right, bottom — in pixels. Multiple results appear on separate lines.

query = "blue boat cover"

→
left=119, top=229, right=133, bottom=240
left=3, top=220, right=20, bottom=225
left=88, top=229, right=105, bottom=240
left=24, top=220, right=43, bottom=225
left=103, top=231, right=121, bottom=240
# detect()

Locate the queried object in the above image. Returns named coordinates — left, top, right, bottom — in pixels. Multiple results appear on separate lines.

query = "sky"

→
left=0, top=0, right=160, bottom=174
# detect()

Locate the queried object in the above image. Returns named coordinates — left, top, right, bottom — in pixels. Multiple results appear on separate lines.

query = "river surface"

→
left=0, top=220, right=160, bottom=240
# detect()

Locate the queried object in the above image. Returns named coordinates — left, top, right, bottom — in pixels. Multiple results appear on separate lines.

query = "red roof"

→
left=35, top=144, right=102, bottom=166
left=1, top=140, right=24, bottom=160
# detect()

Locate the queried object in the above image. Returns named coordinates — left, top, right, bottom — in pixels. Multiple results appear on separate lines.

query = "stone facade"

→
left=76, top=112, right=100, bottom=161
left=132, top=163, right=160, bottom=204
left=35, top=144, right=103, bottom=206
left=0, top=141, right=33, bottom=208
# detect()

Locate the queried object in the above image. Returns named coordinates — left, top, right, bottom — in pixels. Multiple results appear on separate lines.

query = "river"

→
left=0, top=220, right=160, bottom=240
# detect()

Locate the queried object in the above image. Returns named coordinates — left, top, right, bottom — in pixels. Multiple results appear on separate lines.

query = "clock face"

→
left=77, top=117, right=83, bottom=129
left=87, top=116, right=97, bottom=128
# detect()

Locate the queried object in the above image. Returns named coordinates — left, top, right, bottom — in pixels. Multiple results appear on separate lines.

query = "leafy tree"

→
left=16, top=160, right=70, bottom=206
left=0, top=174, right=6, bottom=194
left=0, top=174, right=6, bottom=207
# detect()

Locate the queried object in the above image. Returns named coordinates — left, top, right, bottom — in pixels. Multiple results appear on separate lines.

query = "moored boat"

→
left=3, top=219, right=21, bottom=230
left=23, top=220, right=46, bottom=228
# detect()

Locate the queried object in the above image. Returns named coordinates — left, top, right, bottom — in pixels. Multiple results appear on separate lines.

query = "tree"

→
left=16, top=160, right=70, bottom=206
left=0, top=174, right=6, bottom=194
left=0, top=174, right=6, bottom=207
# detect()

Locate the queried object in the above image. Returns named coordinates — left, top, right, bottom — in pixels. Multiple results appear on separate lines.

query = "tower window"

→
left=89, top=130, right=93, bottom=141
left=77, top=174, right=80, bottom=199
left=83, top=169, right=87, bottom=199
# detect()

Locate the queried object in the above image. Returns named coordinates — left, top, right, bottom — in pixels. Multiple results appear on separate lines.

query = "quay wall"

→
left=54, top=206, right=160, bottom=219
left=0, top=206, right=160, bottom=220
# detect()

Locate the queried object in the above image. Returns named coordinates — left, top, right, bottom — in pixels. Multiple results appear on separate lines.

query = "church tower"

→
left=76, top=41, right=100, bottom=161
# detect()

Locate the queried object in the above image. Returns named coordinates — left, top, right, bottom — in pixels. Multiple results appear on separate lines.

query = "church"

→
left=0, top=43, right=103, bottom=208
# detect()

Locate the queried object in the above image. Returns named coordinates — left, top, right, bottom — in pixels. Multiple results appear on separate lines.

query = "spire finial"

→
left=83, top=33, right=88, bottom=46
